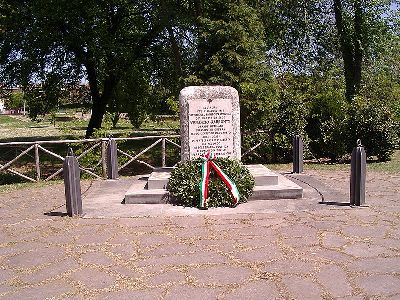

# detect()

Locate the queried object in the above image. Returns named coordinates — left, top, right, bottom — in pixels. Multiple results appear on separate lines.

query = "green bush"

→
left=347, top=96, right=399, bottom=161
left=168, top=157, right=255, bottom=208
left=306, top=90, right=348, bottom=161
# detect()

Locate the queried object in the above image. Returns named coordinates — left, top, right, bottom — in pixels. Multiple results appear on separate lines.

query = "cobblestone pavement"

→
left=0, top=170, right=399, bottom=299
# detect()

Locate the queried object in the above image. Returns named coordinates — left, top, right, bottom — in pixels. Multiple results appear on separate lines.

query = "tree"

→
left=184, top=0, right=279, bottom=130
left=0, top=0, right=169, bottom=137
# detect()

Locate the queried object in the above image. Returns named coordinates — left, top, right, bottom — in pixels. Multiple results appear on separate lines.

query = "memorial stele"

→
left=179, top=86, right=241, bottom=161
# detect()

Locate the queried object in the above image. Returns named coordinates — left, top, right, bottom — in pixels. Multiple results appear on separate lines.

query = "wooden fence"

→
left=0, top=135, right=180, bottom=183
left=0, top=133, right=269, bottom=184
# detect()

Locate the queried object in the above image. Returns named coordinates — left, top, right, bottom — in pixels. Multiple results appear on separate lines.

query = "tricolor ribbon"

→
left=199, top=151, right=240, bottom=209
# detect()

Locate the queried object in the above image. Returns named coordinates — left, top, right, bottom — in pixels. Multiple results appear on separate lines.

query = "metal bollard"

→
left=107, top=138, right=119, bottom=179
left=293, top=135, right=303, bottom=173
left=350, top=139, right=366, bottom=206
left=63, top=148, right=82, bottom=217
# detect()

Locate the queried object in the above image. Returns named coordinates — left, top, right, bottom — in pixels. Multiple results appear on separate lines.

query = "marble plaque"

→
left=179, top=86, right=241, bottom=161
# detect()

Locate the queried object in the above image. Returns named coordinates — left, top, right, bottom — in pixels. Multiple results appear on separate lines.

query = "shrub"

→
left=306, top=89, right=348, bottom=161
left=347, top=96, right=399, bottom=161
left=168, top=157, right=255, bottom=208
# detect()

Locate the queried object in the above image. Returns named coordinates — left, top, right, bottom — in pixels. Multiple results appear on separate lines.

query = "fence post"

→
left=162, top=138, right=166, bottom=168
left=293, top=135, right=303, bottom=173
left=107, top=138, right=119, bottom=179
left=63, top=148, right=82, bottom=217
left=34, top=143, right=41, bottom=181
left=101, top=139, right=107, bottom=178
left=350, top=139, right=366, bottom=206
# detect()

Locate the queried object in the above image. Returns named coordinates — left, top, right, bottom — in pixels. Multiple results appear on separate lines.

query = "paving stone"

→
left=1, top=169, right=400, bottom=299
left=347, top=257, right=400, bottom=273
left=164, top=285, right=223, bottom=300
left=171, top=227, right=213, bottom=239
left=208, top=223, right=254, bottom=233
left=144, top=243, right=199, bottom=257
left=341, top=225, right=389, bottom=239
left=310, top=220, right=345, bottom=230
left=115, top=217, right=167, bottom=228
left=136, top=234, right=176, bottom=248
left=169, top=216, right=207, bottom=228
left=279, top=225, right=318, bottom=238
left=108, top=244, right=139, bottom=258
left=370, top=238, right=400, bottom=250
left=44, top=232, right=76, bottom=244
left=224, top=280, right=280, bottom=300
left=283, top=235, right=318, bottom=247
left=80, top=252, right=115, bottom=266
left=342, top=242, right=393, bottom=257
left=95, top=288, right=165, bottom=300
left=2, top=241, right=46, bottom=254
left=283, top=275, right=324, bottom=299
left=0, top=245, right=18, bottom=256
left=231, top=246, right=283, bottom=263
left=0, top=283, right=13, bottom=295
left=261, top=259, right=317, bottom=274
left=3, top=279, right=76, bottom=300
left=0, top=268, right=15, bottom=284
left=106, top=233, right=139, bottom=245
left=317, top=265, right=353, bottom=298
left=69, top=267, right=116, bottom=289
left=74, top=231, right=112, bottom=245
left=355, top=274, right=400, bottom=296
left=19, top=257, right=80, bottom=284
left=321, top=232, right=348, bottom=248
left=147, top=270, right=186, bottom=286
left=135, top=251, right=228, bottom=267
left=5, top=246, right=66, bottom=268
left=194, top=238, right=238, bottom=253
left=6, top=230, right=43, bottom=243
left=251, top=217, right=285, bottom=227
left=108, top=265, right=142, bottom=279
left=226, top=226, right=276, bottom=237
left=187, top=265, right=253, bottom=285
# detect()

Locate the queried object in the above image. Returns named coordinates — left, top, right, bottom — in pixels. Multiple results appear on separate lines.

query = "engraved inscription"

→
left=188, top=98, right=233, bottom=159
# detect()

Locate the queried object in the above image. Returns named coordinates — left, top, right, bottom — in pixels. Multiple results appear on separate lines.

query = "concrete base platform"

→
left=124, top=164, right=302, bottom=204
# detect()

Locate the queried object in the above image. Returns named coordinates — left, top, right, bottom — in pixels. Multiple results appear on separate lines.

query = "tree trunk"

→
left=353, top=0, right=363, bottom=95
left=84, top=50, right=119, bottom=138
left=333, top=0, right=363, bottom=102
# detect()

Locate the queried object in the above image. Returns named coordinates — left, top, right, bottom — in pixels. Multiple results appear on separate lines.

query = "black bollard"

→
left=350, top=139, right=366, bottom=206
left=63, top=148, right=82, bottom=217
left=293, top=135, right=303, bottom=173
left=107, top=138, right=119, bottom=179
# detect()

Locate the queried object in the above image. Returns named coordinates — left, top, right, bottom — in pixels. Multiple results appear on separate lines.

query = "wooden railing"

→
left=0, top=136, right=180, bottom=183
left=0, top=133, right=269, bottom=184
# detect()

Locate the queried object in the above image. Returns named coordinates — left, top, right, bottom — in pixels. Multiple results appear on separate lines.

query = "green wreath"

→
left=167, top=157, right=255, bottom=208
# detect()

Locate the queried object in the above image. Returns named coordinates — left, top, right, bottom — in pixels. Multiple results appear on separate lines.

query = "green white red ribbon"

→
left=199, top=151, right=240, bottom=209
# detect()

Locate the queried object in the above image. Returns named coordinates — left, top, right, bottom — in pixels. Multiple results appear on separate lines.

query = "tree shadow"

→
left=318, top=201, right=351, bottom=206
left=44, top=211, right=69, bottom=217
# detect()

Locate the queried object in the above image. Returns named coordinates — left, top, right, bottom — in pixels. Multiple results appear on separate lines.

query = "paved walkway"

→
left=0, top=170, right=399, bottom=299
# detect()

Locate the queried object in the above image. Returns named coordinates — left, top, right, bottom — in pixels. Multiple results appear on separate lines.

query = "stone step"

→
left=246, top=164, right=278, bottom=186
left=124, top=165, right=302, bottom=204
left=145, top=164, right=278, bottom=191
left=147, top=167, right=174, bottom=190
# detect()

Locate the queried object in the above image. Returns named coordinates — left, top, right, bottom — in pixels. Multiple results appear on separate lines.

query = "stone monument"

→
left=179, top=86, right=241, bottom=161
left=124, top=85, right=303, bottom=204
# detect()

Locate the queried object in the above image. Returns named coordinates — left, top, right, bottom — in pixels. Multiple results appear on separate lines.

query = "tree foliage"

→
left=0, top=0, right=399, bottom=160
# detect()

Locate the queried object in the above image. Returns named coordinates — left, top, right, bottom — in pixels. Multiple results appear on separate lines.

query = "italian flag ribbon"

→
left=199, top=151, right=240, bottom=209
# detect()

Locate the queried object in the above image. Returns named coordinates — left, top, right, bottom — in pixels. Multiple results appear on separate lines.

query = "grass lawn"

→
left=268, top=150, right=400, bottom=174
left=0, top=113, right=179, bottom=142
left=0, top=112, right=398, bottom=192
